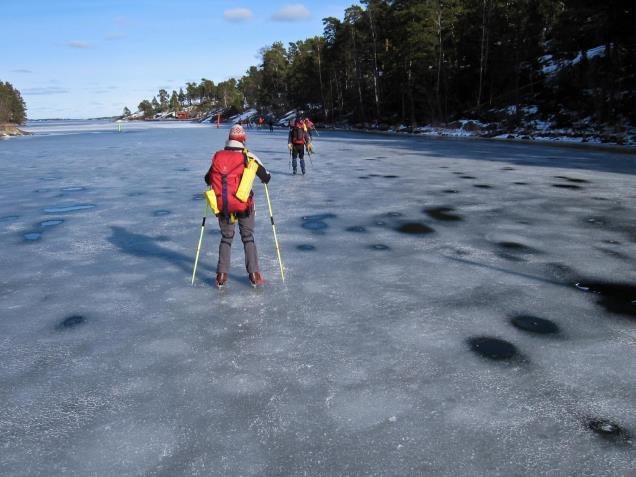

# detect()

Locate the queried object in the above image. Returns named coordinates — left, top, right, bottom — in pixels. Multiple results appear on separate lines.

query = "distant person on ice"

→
left=288, top=119, right=311, bottom=175
left=204, top=124, right=271, bottom=288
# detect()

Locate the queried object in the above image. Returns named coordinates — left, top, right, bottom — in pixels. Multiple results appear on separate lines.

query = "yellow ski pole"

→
left=191, top=201, right=209, bottom=285
left=306, top=143, right=314, bottom=167
left=264, top=183, right=285, bottom=282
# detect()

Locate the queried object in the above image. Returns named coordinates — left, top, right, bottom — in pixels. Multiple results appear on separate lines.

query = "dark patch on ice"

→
left=191, top=193, right=204, bottom=201
left=40, top=176, right=62, bottom=181
left=513, top=182, right=528, bottom=185
left=497, top=252, right=526, bottom=262
left=424, top=207, right=463, bottom=222
left=301, top=215, right=336, bottom=233
left=43, top=204, right=96, bottom=213
left=127, top=192, right=144, bottom=197
left=61, top=186, right=86, bottom=192
left=346, top=226, right=367, bottom=233
left=552, top=184, right=582, bottom=190
left=370, top=244, right=390, bottom=250
left=498, top=241, right=536, bottom=253
left=297, top=244, right=316, bottom=251
left=303, top=214, right=337, bottom=222
left=358, top=176, right=370, bottom=179
left=597, top=248, right=628, bottom=259
left=175, top=167, right=189, bottom=172
left=156, top=235, right=171, bottom=242
left=395, top=223, right=435, bottom=235
left=23, top=232, right=42, bottom=241
left=302, top=221, right=328, bottom=231
left=603, top=239, right=621, bottom=245
left=39, top=219, right=64, bottom=228
left=57, top=315, right=86, bottom=330
left=0, top=215, right=19, bottom=223
left=587, top=419, right=632, bottom=445
left=467, top=336, right=518, bottom=361
left=386, top=212, right=403, bottom=217
left=460, top=175, right=476, bottom=179
left=575, top=281, right=636, bottom=319
left=511, top=315, right=560, bottom=335
left=368, top=174, right=382, bottom=177
left=439, top=166, right=449, bottom=168
left=554, top=176, right=589, bottom=184
left=443, top=189, right=459, bottom=194
left=474, top=184, right=492, bottom=189
left=383, top=175, right=399, bottom=179
left=452, top=172, right=464, bottom=175
left=501, top=167, right=516, bottom=171
left=153, top=209, right=171, bottom=217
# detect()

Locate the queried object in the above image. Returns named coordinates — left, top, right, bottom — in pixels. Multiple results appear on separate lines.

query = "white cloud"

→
left=66, top=41, right=91, bottom=49
left=271, top=4, right=310, bottom=22
left=224, top=8, right=253, bottom=22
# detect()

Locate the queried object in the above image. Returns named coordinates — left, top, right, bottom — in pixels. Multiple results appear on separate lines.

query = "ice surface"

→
left=1, top=120, right=635, bottom=475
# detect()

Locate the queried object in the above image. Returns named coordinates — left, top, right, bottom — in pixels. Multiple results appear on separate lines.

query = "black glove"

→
left=262, top=172, right=271, bottom=184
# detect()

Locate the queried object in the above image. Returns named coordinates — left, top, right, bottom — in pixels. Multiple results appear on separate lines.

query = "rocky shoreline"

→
left=0, top=123, right=29, bottom=138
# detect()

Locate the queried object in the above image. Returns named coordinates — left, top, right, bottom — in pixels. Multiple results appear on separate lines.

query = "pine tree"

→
left=169, top=90, right=180, bottom=112
left=158, top=89, right=169, bottom=112
left=138, top=100, right=154, bottom=119
left=0, top=81, right=27, bottom=124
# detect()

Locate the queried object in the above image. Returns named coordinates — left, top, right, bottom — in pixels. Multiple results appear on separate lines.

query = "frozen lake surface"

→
left=1, top=120, right=635, bottom=475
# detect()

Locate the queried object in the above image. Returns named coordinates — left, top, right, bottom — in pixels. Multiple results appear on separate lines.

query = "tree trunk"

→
left=407, top=59, right=416, bottom=128
left=316, top=43, right=328, bottom=121
left=350, top=26, right=366, bottom=123
left=436, top=7, right=443, bottom=121
left=368, top=4, right=381, bottom=121
left=477, top=0, right=489, bottom=108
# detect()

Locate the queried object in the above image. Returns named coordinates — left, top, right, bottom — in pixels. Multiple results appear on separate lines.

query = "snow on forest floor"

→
left=1, top=120, right=635, bottom=476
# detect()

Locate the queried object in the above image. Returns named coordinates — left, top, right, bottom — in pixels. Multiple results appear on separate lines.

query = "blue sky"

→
left=1, top=1, right=360, bottom=119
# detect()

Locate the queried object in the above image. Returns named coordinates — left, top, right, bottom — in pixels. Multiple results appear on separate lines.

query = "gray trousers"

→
left=217, top=212, right=259, bottom=274
left=291, top=144, right=305, bottom=173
